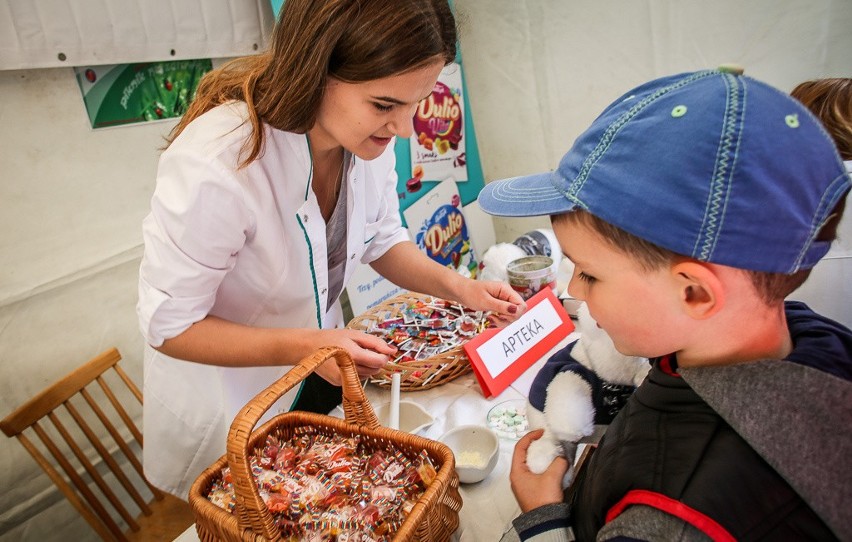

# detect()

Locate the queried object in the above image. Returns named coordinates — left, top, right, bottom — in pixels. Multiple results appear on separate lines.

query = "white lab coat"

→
left=137, top=101, right=409, bottom=498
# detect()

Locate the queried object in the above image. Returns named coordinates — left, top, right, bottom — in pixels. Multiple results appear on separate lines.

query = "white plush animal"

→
left=525, top=303, right=650, bottom=478
left=480, top=229, right=563, bottom=283
left=480, top=242, right=526, bottom=282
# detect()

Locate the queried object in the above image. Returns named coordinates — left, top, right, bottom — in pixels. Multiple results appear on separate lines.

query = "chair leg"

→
left=16, top=432, right=122, bottom=541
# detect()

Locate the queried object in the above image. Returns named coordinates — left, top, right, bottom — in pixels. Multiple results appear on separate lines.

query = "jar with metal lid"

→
left=506, top=255, right=556, bottom=300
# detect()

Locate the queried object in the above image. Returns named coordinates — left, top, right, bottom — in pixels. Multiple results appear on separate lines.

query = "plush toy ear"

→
left=671, top=261, right=725, bottom=320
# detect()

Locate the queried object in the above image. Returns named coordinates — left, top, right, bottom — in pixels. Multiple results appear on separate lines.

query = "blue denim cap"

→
left=478, top=69, right=852, bottom=273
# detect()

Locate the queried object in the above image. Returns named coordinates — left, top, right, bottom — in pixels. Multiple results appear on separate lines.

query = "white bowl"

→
left=373, top=400, right=435, bottom=434
left=439, top=424, right=499, bottom=484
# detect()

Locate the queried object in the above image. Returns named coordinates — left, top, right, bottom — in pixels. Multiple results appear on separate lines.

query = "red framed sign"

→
left=463, top=288, right=574, bottom=398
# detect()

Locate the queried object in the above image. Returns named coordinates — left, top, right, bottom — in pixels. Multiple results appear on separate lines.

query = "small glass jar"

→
left=506, top=255, right=555, bottom=300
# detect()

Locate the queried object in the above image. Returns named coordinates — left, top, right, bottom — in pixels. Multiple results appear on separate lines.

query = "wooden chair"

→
left=0, top=347, right=195, bottom=541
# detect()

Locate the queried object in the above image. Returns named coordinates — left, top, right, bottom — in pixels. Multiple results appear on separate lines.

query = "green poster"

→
left=74, top=59, right=212, bottom=129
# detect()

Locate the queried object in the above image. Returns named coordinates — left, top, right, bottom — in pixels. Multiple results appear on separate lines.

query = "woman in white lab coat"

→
left=137, top=0, right=525, bottom=499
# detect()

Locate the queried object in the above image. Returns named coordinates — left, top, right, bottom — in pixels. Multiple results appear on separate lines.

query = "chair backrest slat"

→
left=16, top=431, right=118, bottom=541
left=47, top=410, right=140, bottom=532
left=79, top=388, right=149, bottom=485
left=112, top=364, right=143, bottom=406
left=0, top=348, right=121, bottom=437
left=65, top=400, right=152, bottom=516
left=96, top=375, right=143, bottom=445
left=32, top=421, right=127, bottom=541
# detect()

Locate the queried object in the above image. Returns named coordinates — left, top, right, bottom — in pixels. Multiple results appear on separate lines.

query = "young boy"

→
left=478, top=68, right=852, bottom=541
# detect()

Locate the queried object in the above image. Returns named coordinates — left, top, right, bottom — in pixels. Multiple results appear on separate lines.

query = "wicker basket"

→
left=347, top=291, right=487, bottom=391
left=188, top=346, right=462, bottom=542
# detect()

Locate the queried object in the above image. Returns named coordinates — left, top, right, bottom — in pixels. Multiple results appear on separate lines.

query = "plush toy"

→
left=526, top=302, right=650, bottom=478
left=480, top=229, right=563, bottom=283
left=480, top=242, right=526, bottom=282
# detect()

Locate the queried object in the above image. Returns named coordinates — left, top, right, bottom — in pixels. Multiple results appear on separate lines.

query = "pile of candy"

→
left=207, top=427, right=437, bottom=540
left=359, top=297, right=490, bottom=387
left=487, top=402, right=530, bottom=440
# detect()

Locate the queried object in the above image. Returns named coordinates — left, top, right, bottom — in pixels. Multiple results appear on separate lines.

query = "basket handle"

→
left=226, top=346, right=381, bottom=539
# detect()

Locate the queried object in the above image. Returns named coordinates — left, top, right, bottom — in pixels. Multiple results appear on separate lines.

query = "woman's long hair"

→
left=167, top=0, right=457, bottom=167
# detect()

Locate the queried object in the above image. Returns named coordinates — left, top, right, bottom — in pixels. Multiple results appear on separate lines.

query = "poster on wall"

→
left=345, top=265, right=406, bottom=317
left=74, top=59, right=212, bottom=129
left=394, top=57, right=485, bottom=219
left=346, top=17, right=493, bottom=315
left=403, top=178, right=479, bottom=279
left=409, top=62, right=468, bottom=184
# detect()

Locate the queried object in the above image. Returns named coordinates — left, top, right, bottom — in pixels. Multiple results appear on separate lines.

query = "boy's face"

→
left=553, top=218, right=682, bottom=359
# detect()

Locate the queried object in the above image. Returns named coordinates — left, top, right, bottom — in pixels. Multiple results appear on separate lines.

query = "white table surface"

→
left=175, top=332, right=578, bottom=542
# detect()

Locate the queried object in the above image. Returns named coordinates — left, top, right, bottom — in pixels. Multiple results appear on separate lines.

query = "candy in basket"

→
left=188, top=346, right=462, bottom=541
left=346, top=292, right=491, bottom=391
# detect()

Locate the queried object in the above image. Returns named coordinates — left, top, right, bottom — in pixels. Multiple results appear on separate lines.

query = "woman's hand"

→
left=369, top=243, right=525, bottom=325
left=306, top=328, right=397, bottom=385
left=455, top=279, right=526, bottom=326
left=510, top=429, right=569, bottom=512
left=155, top=317, right=395, bottom=380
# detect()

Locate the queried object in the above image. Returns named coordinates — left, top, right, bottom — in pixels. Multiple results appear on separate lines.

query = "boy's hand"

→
left=510, top=429, right=569, bottom=512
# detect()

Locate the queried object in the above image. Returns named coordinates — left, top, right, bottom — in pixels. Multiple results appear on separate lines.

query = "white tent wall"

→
left=0, top=68, right=177, bottom=540
left=0, top=1, right=850, bottom=540
left=454, top=0, right=852, bottom=326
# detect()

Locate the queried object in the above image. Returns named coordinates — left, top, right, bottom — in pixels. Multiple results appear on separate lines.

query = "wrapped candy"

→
left=207, top=485, right=235, bottom=512
left=274, top=445, right=299, bottom=471
left=206, top=429, right=430, bottom=540
left=359, top=297, right=491, bottom=386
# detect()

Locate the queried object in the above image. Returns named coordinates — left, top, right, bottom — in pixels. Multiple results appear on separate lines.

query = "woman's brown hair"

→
left=791, top=78, right=852, bottom=160
left=168, top=0, right=457, bottom=166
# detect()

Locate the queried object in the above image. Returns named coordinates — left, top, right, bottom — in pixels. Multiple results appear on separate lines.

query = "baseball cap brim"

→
left=477, top=171, right=579, bottom=217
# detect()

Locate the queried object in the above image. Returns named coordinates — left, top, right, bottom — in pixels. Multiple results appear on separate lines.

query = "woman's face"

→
left=311, top=59, right=445, bottom=160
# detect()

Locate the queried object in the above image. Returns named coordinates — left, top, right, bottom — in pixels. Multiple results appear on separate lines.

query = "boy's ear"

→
left=670, top=261, right=725, bottom=319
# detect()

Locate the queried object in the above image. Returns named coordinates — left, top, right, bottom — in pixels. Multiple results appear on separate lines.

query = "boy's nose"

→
left=566, top=274, right=586, bottom=301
